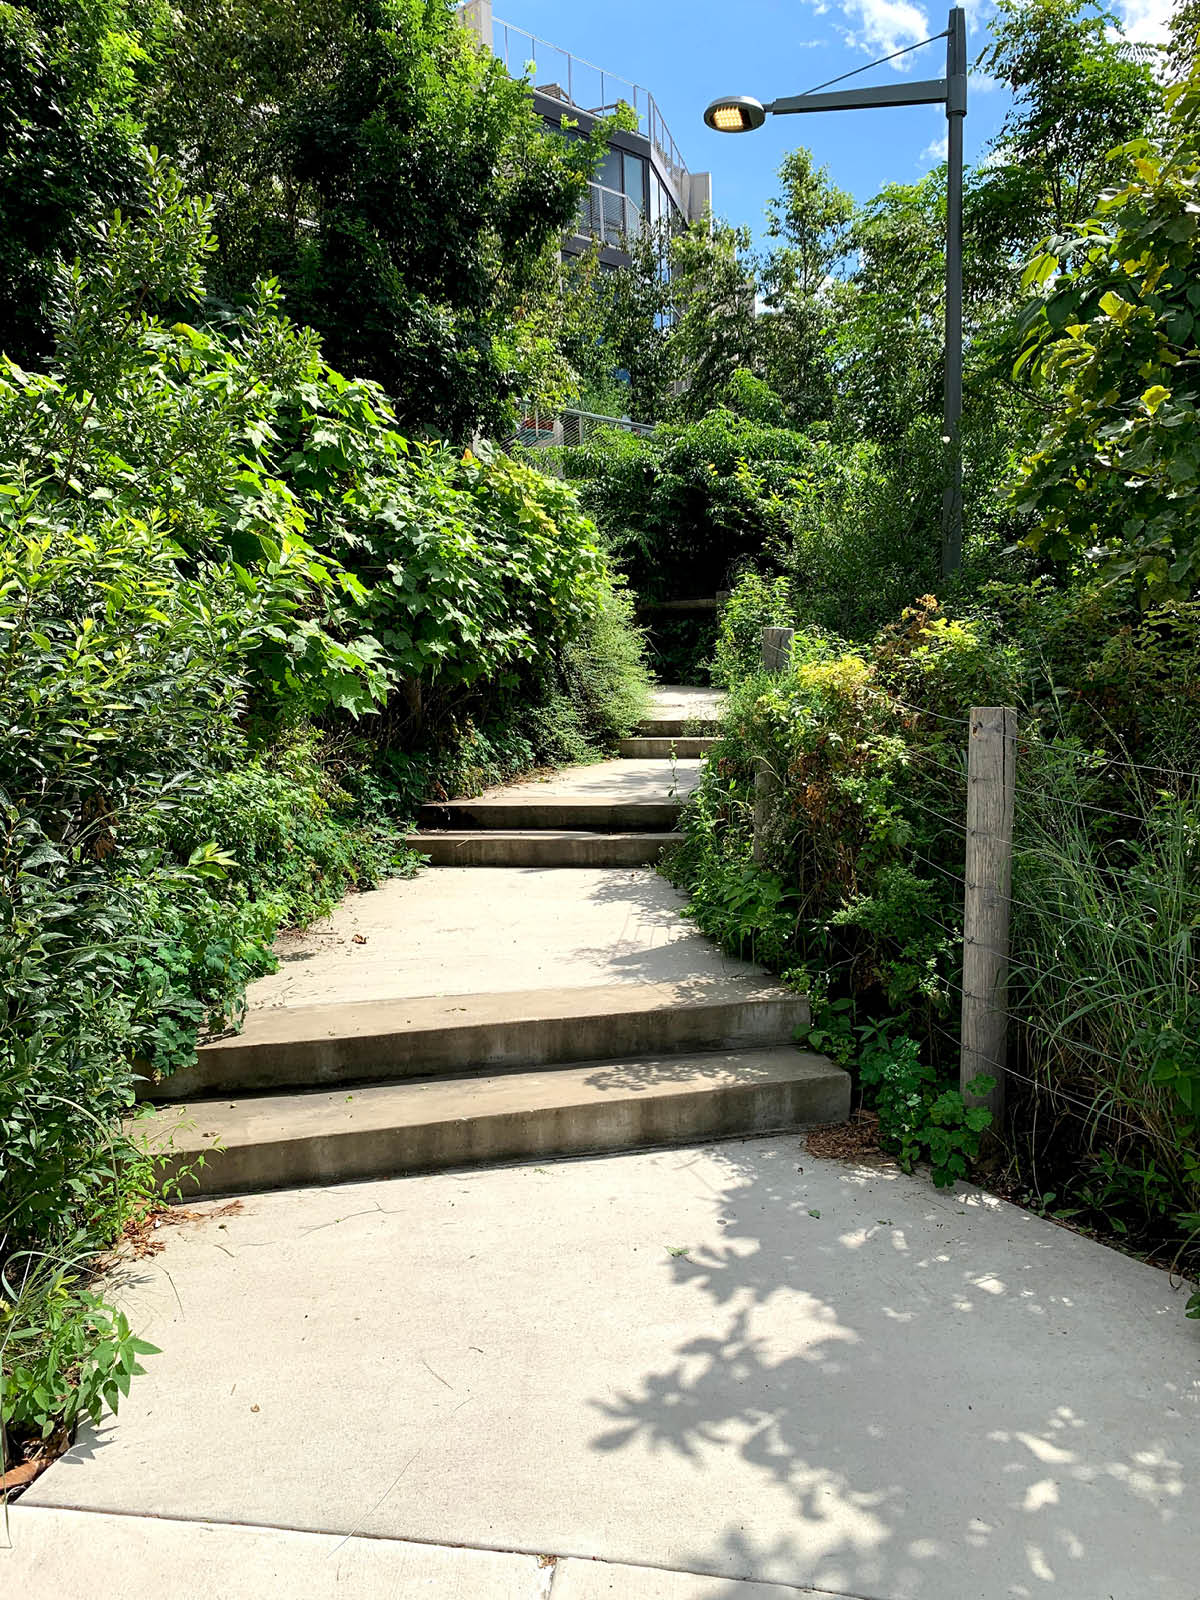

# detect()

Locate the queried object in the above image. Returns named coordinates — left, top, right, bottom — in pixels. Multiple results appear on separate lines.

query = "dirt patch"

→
left=1, top=1429, right=70, bottom=1496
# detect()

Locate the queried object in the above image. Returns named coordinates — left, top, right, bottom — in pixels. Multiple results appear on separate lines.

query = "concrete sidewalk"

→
left=13, top=1137, right=1200, bottom=1599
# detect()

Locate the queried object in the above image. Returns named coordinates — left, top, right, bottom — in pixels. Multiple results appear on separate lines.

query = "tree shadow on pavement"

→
left=585, top=1138, right=1200, bottom=1600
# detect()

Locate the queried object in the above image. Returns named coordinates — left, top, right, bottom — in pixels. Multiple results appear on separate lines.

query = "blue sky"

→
left=493, top=0, right=1170, bottom=249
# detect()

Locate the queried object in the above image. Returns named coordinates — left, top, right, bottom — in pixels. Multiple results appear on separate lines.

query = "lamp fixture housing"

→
left=703, top=95, right=767, bottom=133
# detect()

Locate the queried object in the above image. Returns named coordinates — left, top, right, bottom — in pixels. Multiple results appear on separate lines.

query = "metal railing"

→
left=490, top=16, right=690, bottom=196
left=508, top=406, right=655, bottom=454
left=575, top=181, right=645, bottom=248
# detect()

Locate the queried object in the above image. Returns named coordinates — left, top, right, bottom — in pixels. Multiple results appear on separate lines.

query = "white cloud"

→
left=969, top=71, right=1000, bottom=93
left=921, top=133, right=949, bottom=164
left=1115, top=0, right=1172, bottom=44
left=840, top=0, right=932, bottom=62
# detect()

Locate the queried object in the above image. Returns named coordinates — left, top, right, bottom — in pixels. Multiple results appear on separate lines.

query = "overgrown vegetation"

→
left=0, top=97, right=646, bottom=1463
left=3, top=0, right=1198, bottom=1473
left=668, top=593, right=1199, bottom=1276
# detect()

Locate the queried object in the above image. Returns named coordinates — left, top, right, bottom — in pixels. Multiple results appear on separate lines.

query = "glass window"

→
left=622, top=152, right=649, bottom=214
left=597, top=148, right=622, bottom=193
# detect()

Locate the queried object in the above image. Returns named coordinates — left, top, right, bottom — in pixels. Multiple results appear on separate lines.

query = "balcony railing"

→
left=509, top=407, right=656, bottom=454
left=489, top=16, right=690, bottom=198
left=575, top=181, right=645, bottom=249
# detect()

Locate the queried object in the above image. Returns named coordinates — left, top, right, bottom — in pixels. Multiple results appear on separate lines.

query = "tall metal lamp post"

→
left=704, top=7, right=968, bottom=578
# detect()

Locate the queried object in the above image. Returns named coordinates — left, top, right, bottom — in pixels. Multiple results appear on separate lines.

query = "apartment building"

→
left=459, top=1, right=712, bottom=267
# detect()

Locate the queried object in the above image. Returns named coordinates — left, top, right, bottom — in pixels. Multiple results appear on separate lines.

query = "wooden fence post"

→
left=753, top=628, right=794, bottom=864
left=760, top=627, right=794, bottom=675
left=960, top=705, right=1017, bottom=1124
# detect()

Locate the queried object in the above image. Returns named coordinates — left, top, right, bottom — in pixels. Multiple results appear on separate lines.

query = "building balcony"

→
left=460, top=3, right=692, bottom=201
left=575, top=181, right=647, bottom=250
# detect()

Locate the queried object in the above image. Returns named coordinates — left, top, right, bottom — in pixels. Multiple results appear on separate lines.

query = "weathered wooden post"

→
left=753, top=627, right=794, bottom=864
left=960, top=705, right=1017, bottom=1124
left=760, top=627, right=794, bottom=674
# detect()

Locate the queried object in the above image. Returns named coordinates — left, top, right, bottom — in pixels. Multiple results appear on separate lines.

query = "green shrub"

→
left=1008, top=756, right=1200, bottom=1257
left=0, top=153, right=645, bottom=1454
left=672, top=578, right=1200, bottom=1285
left=565, top=409, right=819, bottom=602
left=711, top=572, right=804, bottom=687
left=1013, top=57, right=1200, bottom=602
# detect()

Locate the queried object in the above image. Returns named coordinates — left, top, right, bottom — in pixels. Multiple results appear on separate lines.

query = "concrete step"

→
left=416, top=798, right=683, bottom=831
left=619, top=736, right=717, bottom=758
left=143, top=1046, right=850, bottom=1195
left=635, top=717, right=720, bottom=739
left=408, top=830, right=682, bottom=867
left=148, top=979, right=810, bottom=1100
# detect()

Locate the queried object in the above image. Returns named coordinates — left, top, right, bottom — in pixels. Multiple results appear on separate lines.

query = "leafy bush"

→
left=563, top=409, right=820, bottom=602
left=565, top=400, right=1020, bottom=656
left=858, top=1029, right=994, bottom=1188
left=710, top=573, right=796, bottom=688
left=0, top=152, right=645, bottom=1457
left=670, top=581, right=1200, bottom=1287
left=0, top=0, right=163, bottom=364
left=1014, top=54, right=1198, bottom=601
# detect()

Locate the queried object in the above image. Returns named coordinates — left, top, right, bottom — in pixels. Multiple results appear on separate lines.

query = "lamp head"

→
left=703, top=95, right=766, bottom=133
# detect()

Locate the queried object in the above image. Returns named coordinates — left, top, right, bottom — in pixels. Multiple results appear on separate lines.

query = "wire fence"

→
left=864, top=692, right=1200, bottom=1154
left=737, top=626, right=1198, bottom=1190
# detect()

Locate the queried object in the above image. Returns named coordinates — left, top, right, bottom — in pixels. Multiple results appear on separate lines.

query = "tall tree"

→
left=758, top=149, right=853, bottom=428
left=667, top=219, right=759, bottom=421
left=0, top=0, right=166, bottom=362
left=146, top=0, right=608, bottom=438
left=974, top=0, right=1160, bottom=261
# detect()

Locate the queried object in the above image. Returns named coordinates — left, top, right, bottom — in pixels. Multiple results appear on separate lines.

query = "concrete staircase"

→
left=140, top=688, right=849, bottom=1195
left=408, top=685, right=722, bottom=868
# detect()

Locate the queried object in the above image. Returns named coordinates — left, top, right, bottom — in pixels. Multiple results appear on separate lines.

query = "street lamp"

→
left=704, top=7, right=968, bottom=579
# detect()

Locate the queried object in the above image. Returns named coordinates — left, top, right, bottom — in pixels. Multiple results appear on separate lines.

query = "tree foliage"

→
left=975, top=0, right=1160, bottom=258
left=145, top=0, right=609, bottom=437
left=1014, top=56, right=1200, bottom=600
left=0, top=0, right=167, bottom=362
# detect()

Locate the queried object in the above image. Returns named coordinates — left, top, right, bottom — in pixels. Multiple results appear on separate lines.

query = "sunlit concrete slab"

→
left=553, top=1558, right=853, bottom=1598
left=241, top=867, right=753, bottom=1013
left=28, top=1139, right=1200, bottom=1600
left=1, top=1507, right=548, bottom=1599
left=459, top=757, right=703, bottom=803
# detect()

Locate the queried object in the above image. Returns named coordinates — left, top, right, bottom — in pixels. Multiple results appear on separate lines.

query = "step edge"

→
left=146, top=1052, right=849, bottom=1158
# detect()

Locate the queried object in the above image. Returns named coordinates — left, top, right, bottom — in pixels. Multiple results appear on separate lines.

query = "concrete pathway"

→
left=14, top=1138, right=1200, bottom=1598
left=132, top=686, right=848, bottom=1194
left=12, top=685, right=1196, bottom=1596
left=243, top=862, right=744, bottom=1012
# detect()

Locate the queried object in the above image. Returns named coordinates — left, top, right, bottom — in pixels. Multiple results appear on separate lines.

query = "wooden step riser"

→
left=150, top=991, right=810, bottom=1100
left=159, top=1072, right=850, bottom=1198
